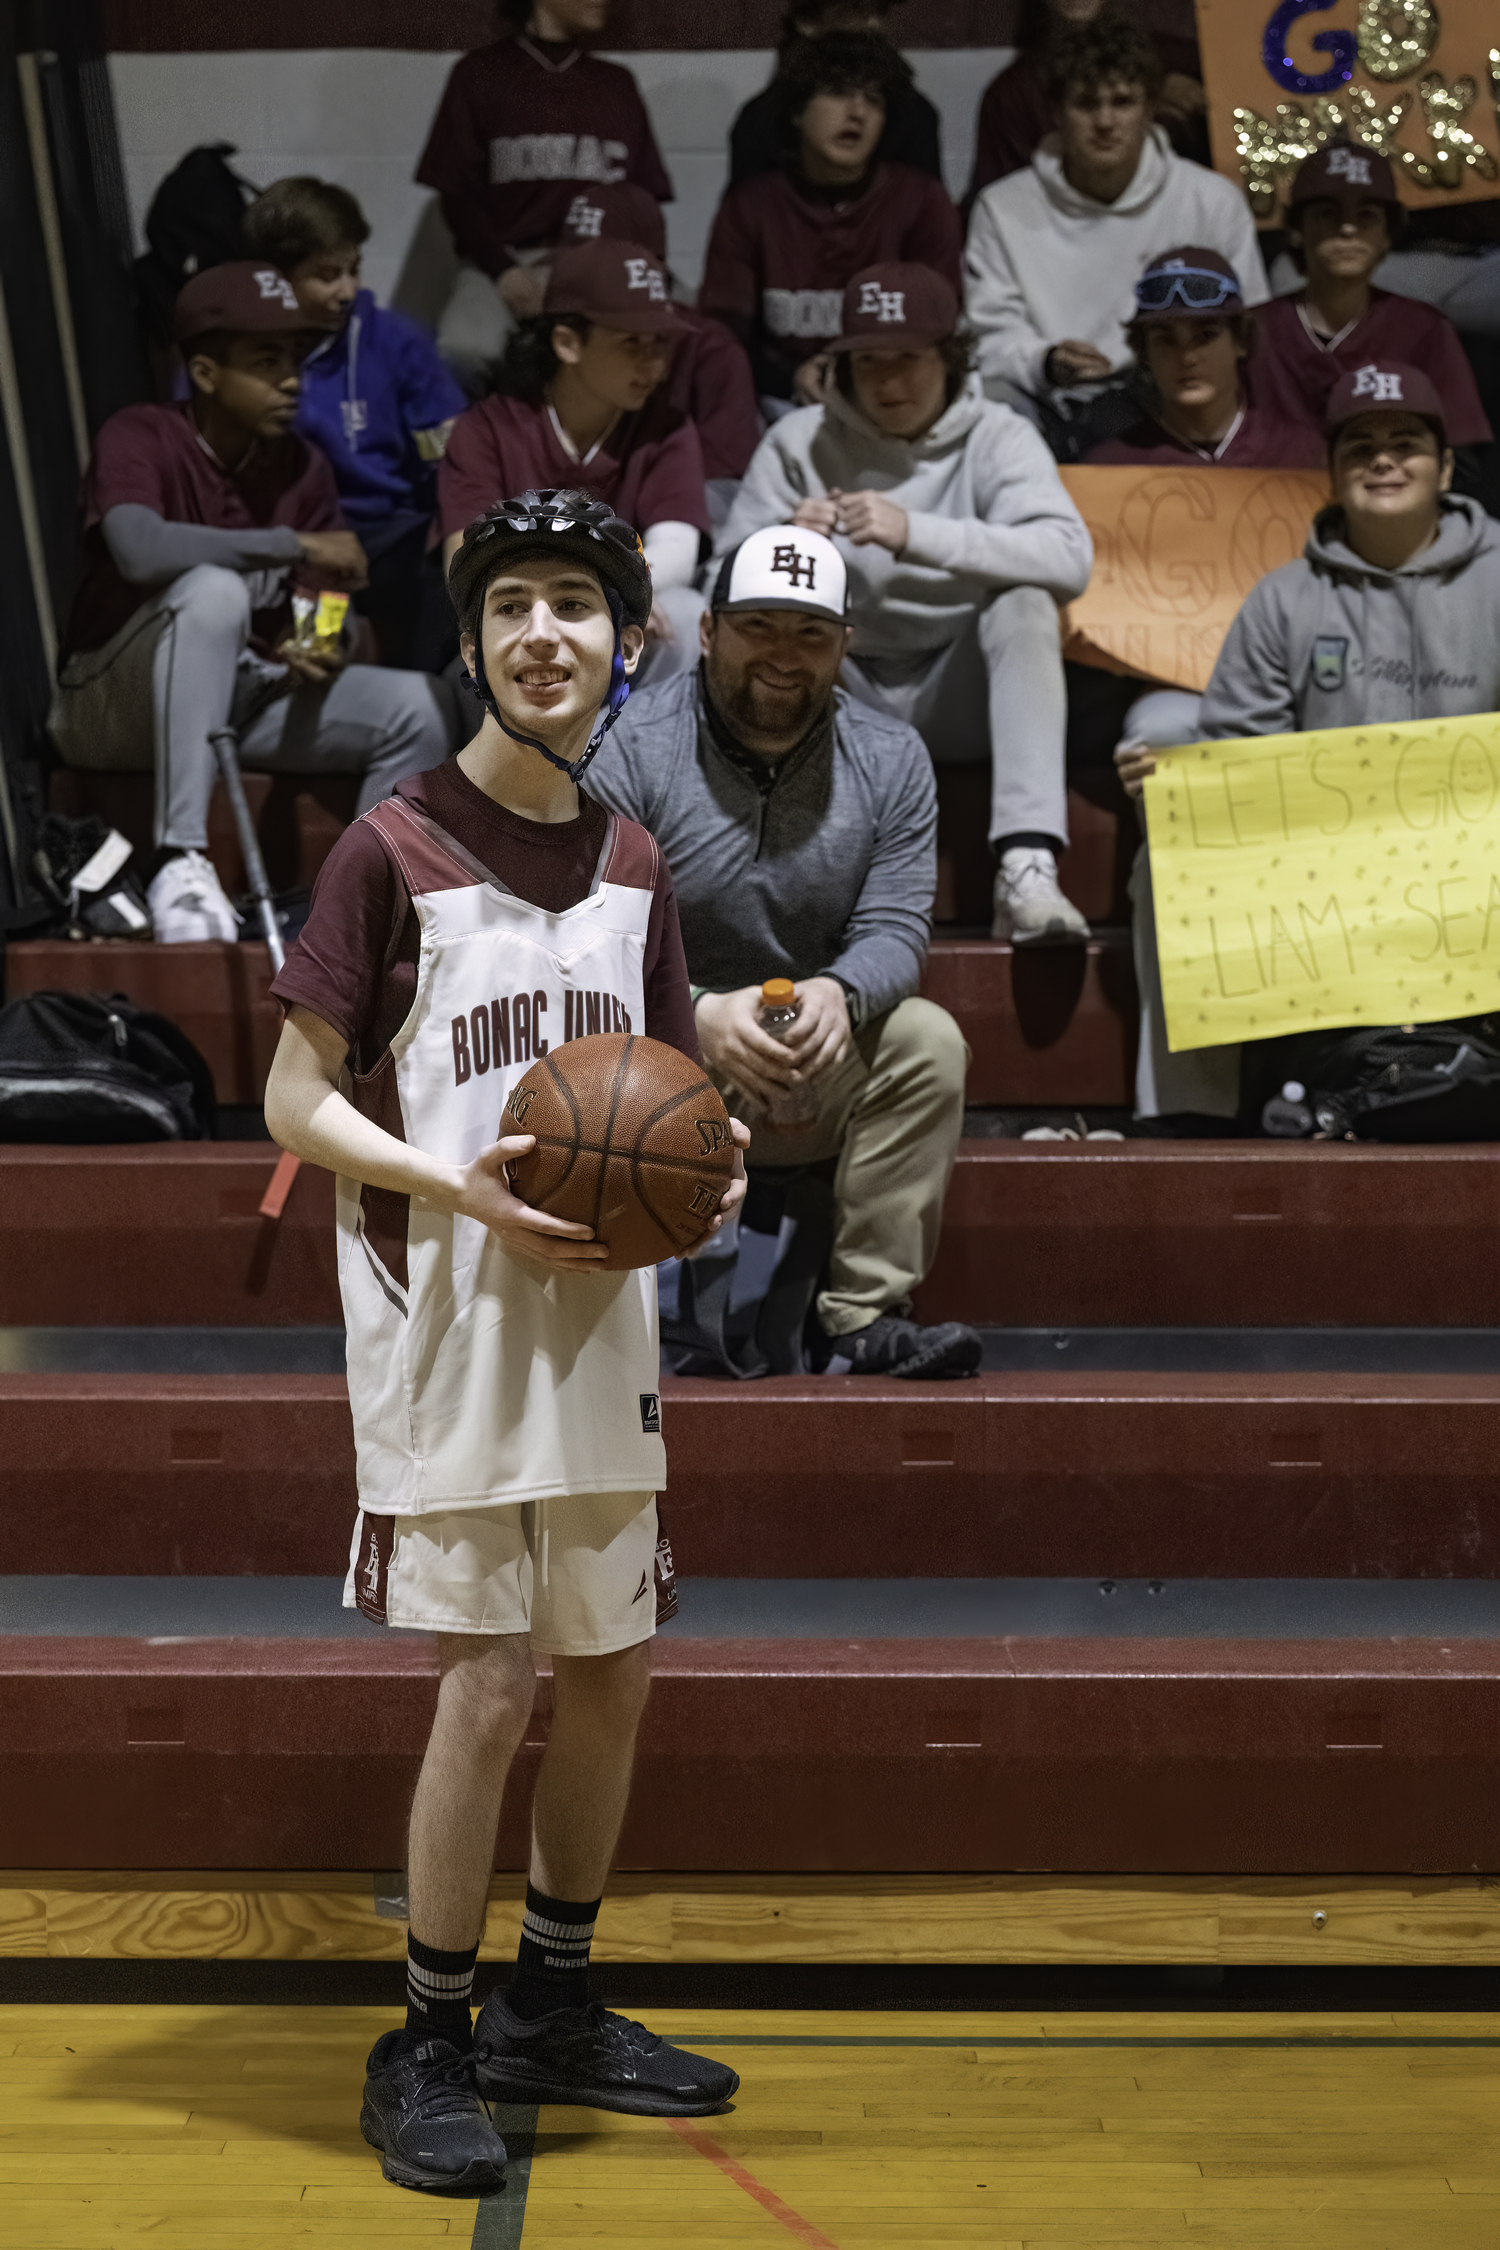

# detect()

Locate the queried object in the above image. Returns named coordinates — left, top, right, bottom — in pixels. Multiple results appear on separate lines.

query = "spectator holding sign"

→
left=699, top=30, right=961, bottom=409
left=964, top=14, right=1266, bottom=441
left=1114, top=360, right=1500, bottom=1121
left=1250, top=146, right=1491, bottom=452
left=415, top=0, right=672, bottom=396
left=723, top=264, right=1094, bottom=944
left=1086, top=248, right=1324, bottom=468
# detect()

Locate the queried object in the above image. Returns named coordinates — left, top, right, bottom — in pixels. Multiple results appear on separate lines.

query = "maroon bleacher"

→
left=5, top=1632, right=1498, bottom=1873
left=7, top=1369, right=1500, bottom=1584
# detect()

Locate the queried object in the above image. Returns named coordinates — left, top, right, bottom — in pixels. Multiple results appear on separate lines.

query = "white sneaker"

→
left=991, top=848, right=1089, bottom=946
left=147, top=850, right=240, bottom=944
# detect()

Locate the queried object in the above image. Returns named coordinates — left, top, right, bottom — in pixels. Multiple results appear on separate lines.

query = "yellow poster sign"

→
left=1144, top=713, right=1500, bottom=1051
left=1197, top=0, right=1500, bottom=218
left=1059, top=466, right=1327, bottom=693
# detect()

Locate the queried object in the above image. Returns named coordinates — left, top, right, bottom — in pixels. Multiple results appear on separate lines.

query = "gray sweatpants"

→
left=1122, top=686, right=1242, bottom=1120
left=51, top=564, right=456, bottom=852
left=840, top=586, right=1069, bottom=845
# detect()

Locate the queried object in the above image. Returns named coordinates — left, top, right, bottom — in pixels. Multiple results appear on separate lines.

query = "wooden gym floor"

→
left=6, top=2004, right=1500, bottom=2249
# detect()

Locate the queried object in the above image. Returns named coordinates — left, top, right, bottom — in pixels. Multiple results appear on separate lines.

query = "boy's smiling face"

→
left=288, top=243, right=362, bottom=330
left=462, top=553, right=642, bottom=745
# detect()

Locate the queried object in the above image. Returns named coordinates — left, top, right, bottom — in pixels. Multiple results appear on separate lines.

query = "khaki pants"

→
left=706, top=995, right=969, bottom=1337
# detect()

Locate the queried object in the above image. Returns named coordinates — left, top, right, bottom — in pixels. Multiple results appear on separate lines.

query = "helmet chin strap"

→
left=462, top=588, right=634, bottom=786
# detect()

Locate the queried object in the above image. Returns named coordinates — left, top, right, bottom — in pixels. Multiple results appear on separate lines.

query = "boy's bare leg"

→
left=529, top=1642, right=652, bottom=1898
left=407, top=1632, right=535, bottom=1948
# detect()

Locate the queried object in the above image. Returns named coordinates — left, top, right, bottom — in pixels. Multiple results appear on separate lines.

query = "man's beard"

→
left=720, top=666, right=820, bottom=741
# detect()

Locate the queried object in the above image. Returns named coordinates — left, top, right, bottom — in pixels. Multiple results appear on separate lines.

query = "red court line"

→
left=667, top=2117, right=841, bottom=2248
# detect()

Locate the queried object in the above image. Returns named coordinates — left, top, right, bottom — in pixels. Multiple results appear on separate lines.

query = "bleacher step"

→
left=5, top=1141, right=1496, bottom=1329
left=7, top=1366, right=1500, bottom=1581
left=4, top=1617, right=1497, bottom=1872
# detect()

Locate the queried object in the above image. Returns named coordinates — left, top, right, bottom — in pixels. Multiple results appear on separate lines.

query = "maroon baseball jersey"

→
left=667, top=308, right=762, bottom=482
left=438, top=391, right=709, bottom=541
left=1249, top=289, right=1492, bottom=445
left=271, top=761, right=698, bottom=1072
left=415, top=36, right=672, bottom=276
left=699, top=163, right=963, bottom=399
left=1084, top=403, right=1326, bottom=469
left=65, top=402, right=342, bottom=658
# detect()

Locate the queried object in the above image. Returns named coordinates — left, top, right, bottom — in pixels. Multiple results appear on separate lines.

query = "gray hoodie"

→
left=1199, top=497, right=1500, bottom=740
left=586, top=668, right=934, bottom=1020
left=720, top=374, right=1092, bottom=659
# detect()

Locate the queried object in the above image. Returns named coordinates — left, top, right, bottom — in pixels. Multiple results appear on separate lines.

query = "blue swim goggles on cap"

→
left=1134, top=266, right=1240, bottom=314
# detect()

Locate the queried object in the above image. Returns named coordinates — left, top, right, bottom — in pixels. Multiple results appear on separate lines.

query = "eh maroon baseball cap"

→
left=1325, top=359, right=1448, bottom=444
left=827, top=263, right=958, bottom=354
left=173, top=260, right=308, bottom=346
left=558, top=184, right=667, bottom=263
left=543, top=240, right=680, bottom=336
left=1290, top=141, right=1399, bottom=208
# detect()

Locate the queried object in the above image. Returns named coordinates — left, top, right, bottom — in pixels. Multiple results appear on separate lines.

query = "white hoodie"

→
left=965, top=127, right=1269, bottom=399
left=720, top=373, right=1092, bottom=659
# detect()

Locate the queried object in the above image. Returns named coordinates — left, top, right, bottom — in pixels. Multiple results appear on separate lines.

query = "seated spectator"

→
left=414, top=0, right=672, bottom=397
left=1250, top=146, right=1492, bottom=453
left=557, top=183, right=762, bottom=518
left=730, top=2, right=943, bottom=186
left=242, top=176, right=466, bottom=671
left=588, top=524, right=980, bottom=1378
left=700, top=31, right=962, bottom=409
left=49, top=264, right=453, bottom=945
left=1114, top=360, right=1500, bottom=1122
left=1086, top=248, right=1325, bottom=467
left=966, top=0, right=1208, bottom=204
left=724, top=265, right=1093, bottom=944
left=438, top=240, right=710, bottom=686
left=964, top=14, right=1266, bottom=439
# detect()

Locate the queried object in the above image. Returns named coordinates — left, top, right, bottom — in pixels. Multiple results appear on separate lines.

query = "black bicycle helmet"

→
left=446, top=489, right=655, bottom=782
left=447, top=488, right=654, bottom=632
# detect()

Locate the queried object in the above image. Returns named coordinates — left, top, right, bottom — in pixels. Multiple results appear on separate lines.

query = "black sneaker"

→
left=844, top=1311, right=982, bottom=1379
left=472, top=1993, right=738, bottom=2117
left=360, top=2030, right=508, bottom=2194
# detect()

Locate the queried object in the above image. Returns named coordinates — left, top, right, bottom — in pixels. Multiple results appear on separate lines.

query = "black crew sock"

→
left=404, top=1931, right=479, bottom=2050
left=506, top=1883, right=600, bottom=2019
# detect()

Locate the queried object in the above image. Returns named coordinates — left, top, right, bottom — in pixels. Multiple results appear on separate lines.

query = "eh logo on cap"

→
left=624, top=257, right=666, bottom=302
left=770, top=543, right=817, bottom=589
left=253, top=268, right=299, bottom=311
left=1352, top=363, right=1404, bottom=402
left=1327, top=146, right=1373, bottom=187
left=566, top=194, right=605, bottom=239
left=857, top=279, right=906, bottom=325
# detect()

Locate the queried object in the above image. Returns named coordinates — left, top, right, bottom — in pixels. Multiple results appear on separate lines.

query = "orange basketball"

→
left=503, top=1033, right=735, bottom=1271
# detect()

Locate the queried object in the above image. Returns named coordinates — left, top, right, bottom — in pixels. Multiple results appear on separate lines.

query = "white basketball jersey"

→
left=338, top=794, right=669, bottom=1512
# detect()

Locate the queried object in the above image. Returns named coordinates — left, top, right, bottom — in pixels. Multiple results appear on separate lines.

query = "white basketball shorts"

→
left=343, top=1491, right=660, bottom=1655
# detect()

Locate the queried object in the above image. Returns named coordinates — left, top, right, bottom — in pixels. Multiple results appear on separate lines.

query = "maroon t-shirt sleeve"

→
left=438, top=401, right=508, bottom=539
left=1418, top=309, right=1493, bottom=444
left=270, top=818, right=401, bottom=1055
left=678, top=315, right=762, bottom=481
left=293, top=440, right=347, bottom=539
left=643, top=859, right=699, bottom=1062
left=966, top=58, right=1048, bottom=201
left=636, top=416, right=711, bottom=536
left=416, top=59, right=498, bottom=270
left=699, top=186, right=760, bottom=330
left=620, top=79, right=673, bottom=206
left=904, top=175, right=964, bottom=292
left=83, top=406, right=178, bottom=525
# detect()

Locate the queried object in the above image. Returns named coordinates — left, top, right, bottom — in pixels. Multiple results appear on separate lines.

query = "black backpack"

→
left=1245, top=1017, right=1500, bottom=1142
left=134, top=143, right=260, bottom=349
left=0, top=991, right=216, bottom=1143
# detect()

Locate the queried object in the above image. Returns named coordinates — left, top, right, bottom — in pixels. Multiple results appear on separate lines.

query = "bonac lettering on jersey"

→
left=451, top=986, right=633, bottom=1085
left=488, top=133, right=629, bottom=186
left=762, top=286, right=844, bottom=340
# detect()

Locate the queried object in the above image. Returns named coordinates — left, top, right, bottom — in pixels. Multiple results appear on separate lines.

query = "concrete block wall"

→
left=107, top=45, right=1013, bottom=312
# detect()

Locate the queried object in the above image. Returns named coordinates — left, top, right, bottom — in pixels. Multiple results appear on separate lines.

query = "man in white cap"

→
left=722, top=261, right=1093, bottom=944
left=588, top=521, right=980, bottom=1379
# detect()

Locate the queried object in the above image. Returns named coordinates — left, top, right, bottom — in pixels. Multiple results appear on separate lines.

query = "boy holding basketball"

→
left=264, top=488, right=746, bottom=2197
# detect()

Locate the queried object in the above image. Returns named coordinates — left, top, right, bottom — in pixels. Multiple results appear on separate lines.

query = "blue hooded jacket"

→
left=296, top=289, right=465, bottom=538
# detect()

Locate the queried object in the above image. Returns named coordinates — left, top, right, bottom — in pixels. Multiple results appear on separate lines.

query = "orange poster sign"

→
left=1197, top=0, right=1500, bottom=218
left=1058, top=464, right=1328, bottom=694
